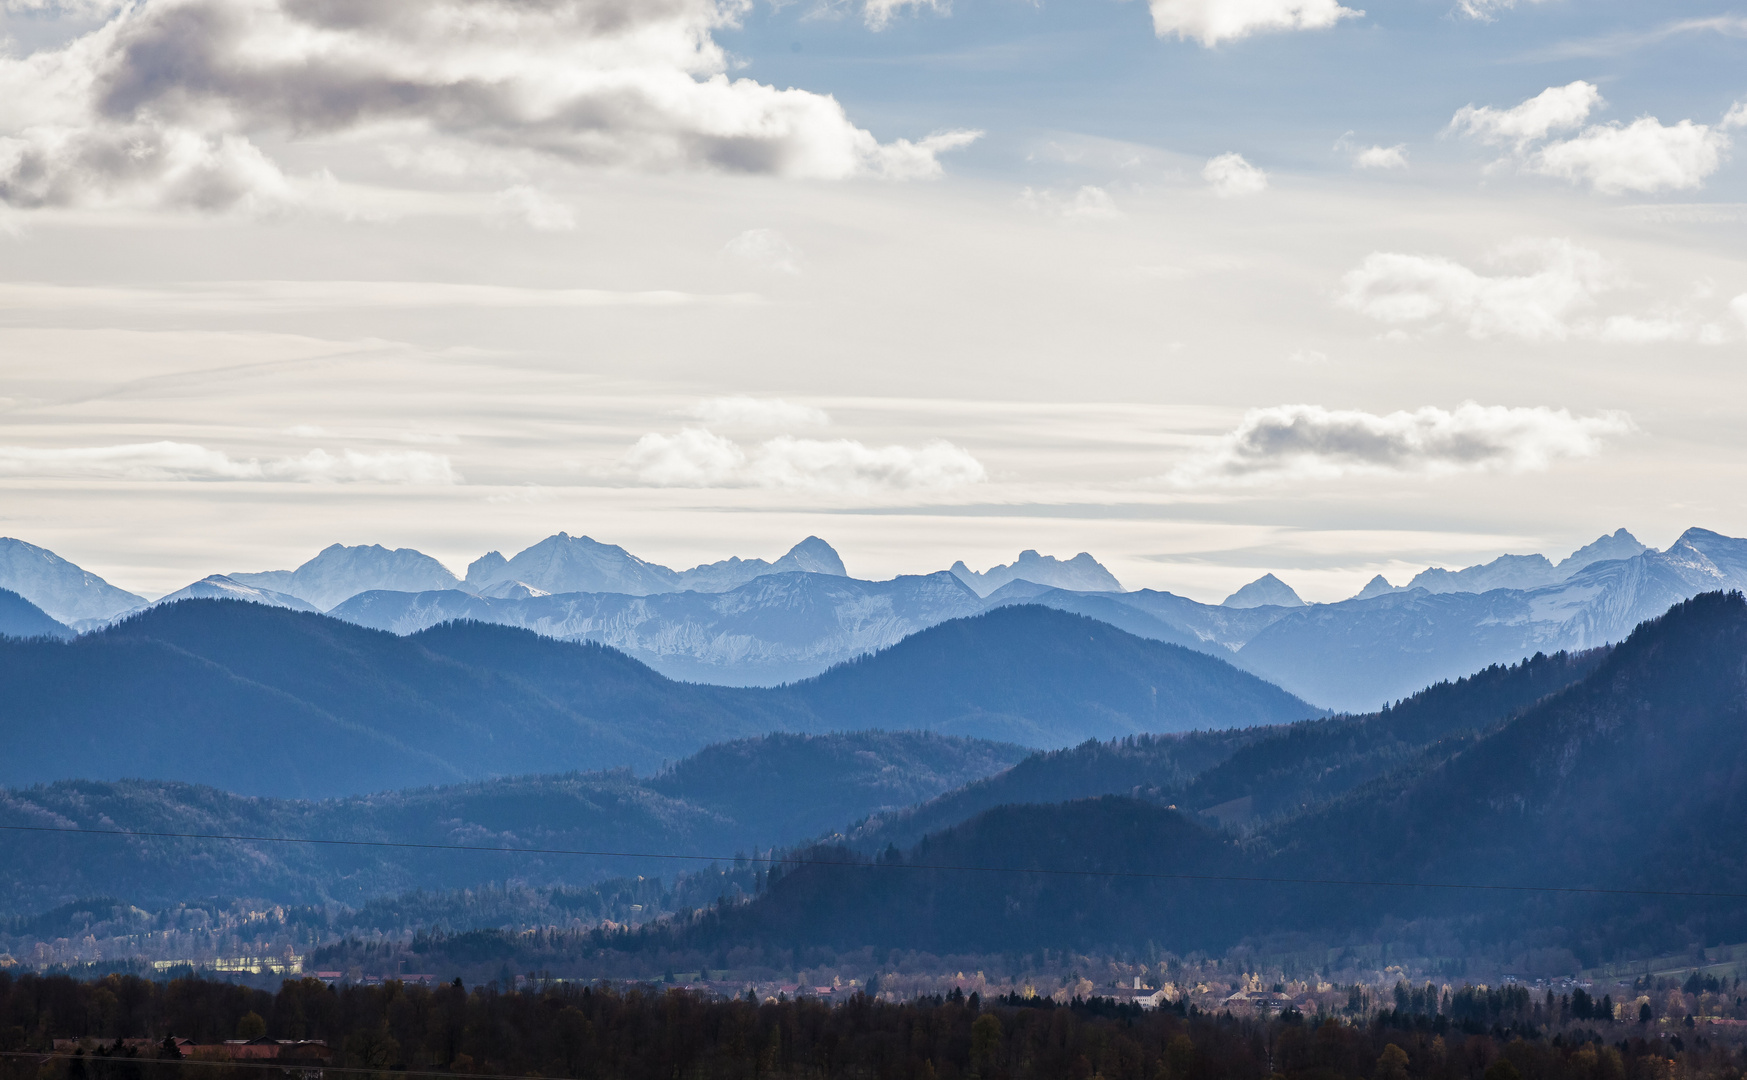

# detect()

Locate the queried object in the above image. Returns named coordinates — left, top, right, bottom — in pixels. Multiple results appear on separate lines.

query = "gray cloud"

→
left=1173, top=403, right=1633, bottom=484
left=0, top=0, right=980, bottom=211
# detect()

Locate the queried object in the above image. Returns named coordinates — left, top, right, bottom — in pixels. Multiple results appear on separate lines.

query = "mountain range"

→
left=8, top=526, right=1747, bottom=712
left=0, top=600, right=1317, bottom=798
left=682, top=590, right=1747, bottom=963
left=0, top=731, right=1029, bottom=916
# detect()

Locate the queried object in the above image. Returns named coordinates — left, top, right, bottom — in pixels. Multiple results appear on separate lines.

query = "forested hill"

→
left=0, top=731, right=1028, bottom=915
left=686, top=594, right=1746, bottom=960
left=0, top=600, right=1318, bottom=797
left=779, top=605, right=1322, bottom=744
left=0, top=587, right=70, bottom=640
left=843, top=644, right=1606, bottom=853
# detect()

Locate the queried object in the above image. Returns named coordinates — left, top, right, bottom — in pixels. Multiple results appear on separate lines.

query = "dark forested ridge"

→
left=0, top=601, right=1319, bottom=797
left=844, top=645, right=1606, bottom=853
left=0, top=588, right=70, bottom=640
left=0, top=732, right=1027, bottom=915
left=667, top=594, right=1747, bottom=961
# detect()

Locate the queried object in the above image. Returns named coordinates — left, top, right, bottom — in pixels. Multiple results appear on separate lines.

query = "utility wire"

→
left=2, top=822, right=1743, bottom=900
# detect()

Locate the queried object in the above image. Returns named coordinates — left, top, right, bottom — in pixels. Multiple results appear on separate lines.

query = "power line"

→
left=3, top=822, right=1743, bottom=900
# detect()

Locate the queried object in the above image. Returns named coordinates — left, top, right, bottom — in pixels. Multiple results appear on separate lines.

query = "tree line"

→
left=1, top=973, right=1743, bottom=1080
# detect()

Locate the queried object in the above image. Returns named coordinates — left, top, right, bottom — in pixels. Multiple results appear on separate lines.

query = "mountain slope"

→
left=0, top=600, right=1312, bottom=796
left=333, top=570, right=988, bottom=685
left=782, top=605, right=1320, bottom=745
left=0, top=537, right=144, bottom=624
left=843, top=644, right=1605, bottom=853
left=231, top=543, right=463, bottom=609
left=949, top=550, right=1122, bottom=596
left=694, top=591, right=1747, bottom=959
left=0, top=731, right=1027, bottom=916
left=0, top=587, right=72, bottom=639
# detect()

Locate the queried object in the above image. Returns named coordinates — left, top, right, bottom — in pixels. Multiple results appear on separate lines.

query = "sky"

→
left=0, top=0, right=1743, bottom=601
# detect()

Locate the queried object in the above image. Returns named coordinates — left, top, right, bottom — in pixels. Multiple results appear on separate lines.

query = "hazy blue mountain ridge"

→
left=0, top=537, right=144, bottom=624
left=0, top=588, right=72, bottom=640
left=0, top=732, right=1027, bottom=916
left=332, top=570, right=988, bottom=685
left=948, top=550, right=1123, bottom=597
left=230, top=543, right=464, bottom=609
left=680, top=591, right=1747, bottom=960
left=0, top=600, right=1313, bottom=797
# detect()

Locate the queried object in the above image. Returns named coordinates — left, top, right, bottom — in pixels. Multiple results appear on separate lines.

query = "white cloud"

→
left=621, top=428, right=985, bottom=493
left=1148, top=0, right=1362, bottom=46
left=863, top=0, right=947, bottom=30
left=1456, top=0, right=1554, bottom=21
left=1338, top=241, right=1737, bottom=343
left=1449, top=81, right=1601, bottom=149
left=689, top=396, right=830, bottom=428
left=1449, top=82, right=1730, bottom=194
left=493, top=186, right=576, bottom=231
left=1354, top=144, right=1409, bottom=170
left=1528, top=118, right=1729, bottom=194
left=0, top=442, right=460, bottom=483
left=1018, top=185, right=1121, bottom=220
left=1173, top=403, right=1633, bottom=485
left=1287, top=349, right=1329, bottom=364
left=725, top=229, right=803, bottom=274
left=1203, top=152, right=1268, bottom=197
left=1725, top=102, right=1747, bottom=130
left=1595, top=313, right=1725, bottom=345
left=1730, top=294, right=1747, bottom=328
left=0, top=281, right=758, bottom=312
left=1337, top=240, right=1617, bottom=341
left=0, top=0, right=981, bottom=214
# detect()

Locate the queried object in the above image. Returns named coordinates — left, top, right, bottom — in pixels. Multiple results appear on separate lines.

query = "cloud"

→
left=1449, top=81, right=1601, bottom=149
left=1147, top=0, right=1362, bottom=46
left=1353, top=144, right=1408, bottom=170
left=724, top=229, right=803, bottom=274
left=1203, top=152, right=1267, bottom=197
left=1730, top=294, right=1747, bottom=328
left=1456, top=0, right=1553, bottom=21
left=0, top=442, right=461, bottom=483
left=1528, top=118, right=1729, bottom=194
left=689, top=396, right=830, bottom=428
left=621, top=428, right=985, bottom=493
left=0, top=0, right=981, bottom=213
left=1173, top=403, right=1633, bottom=485
left=863, top=0, right=947, bottom=30
left=0, top=280, right=760, bottom=312
left=1726, top=102, right=1747, bottom=130
left=1018, top=185, right=1121, bottom=220
left=1450, top=82, right=1730, bottom=194
left=1338, top=241, right=1737, bottom=343
left=493, top=186, right=576, bottom=231
left=1337, top=240, right=1617, bottom=341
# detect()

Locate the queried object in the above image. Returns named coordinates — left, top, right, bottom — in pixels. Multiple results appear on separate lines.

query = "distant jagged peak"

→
left=1556, top=527, right=1647, bottom=574
left=1221, top=573, right=1305, bottom=609
left=465, top=550, right=507, bottom=586
left=948, top=549, right=1123, bottom=598
left=154, top=574, right=319, bottom=613
left=0, top=536, right=146, bottom=624
left=1404, top=528, right=1652, bottom=597
left=780, top=536, right=847, bottom=576
left=1352, top=574, right=1396, bottom=601
left=229, top=541, right=462, bottom=610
